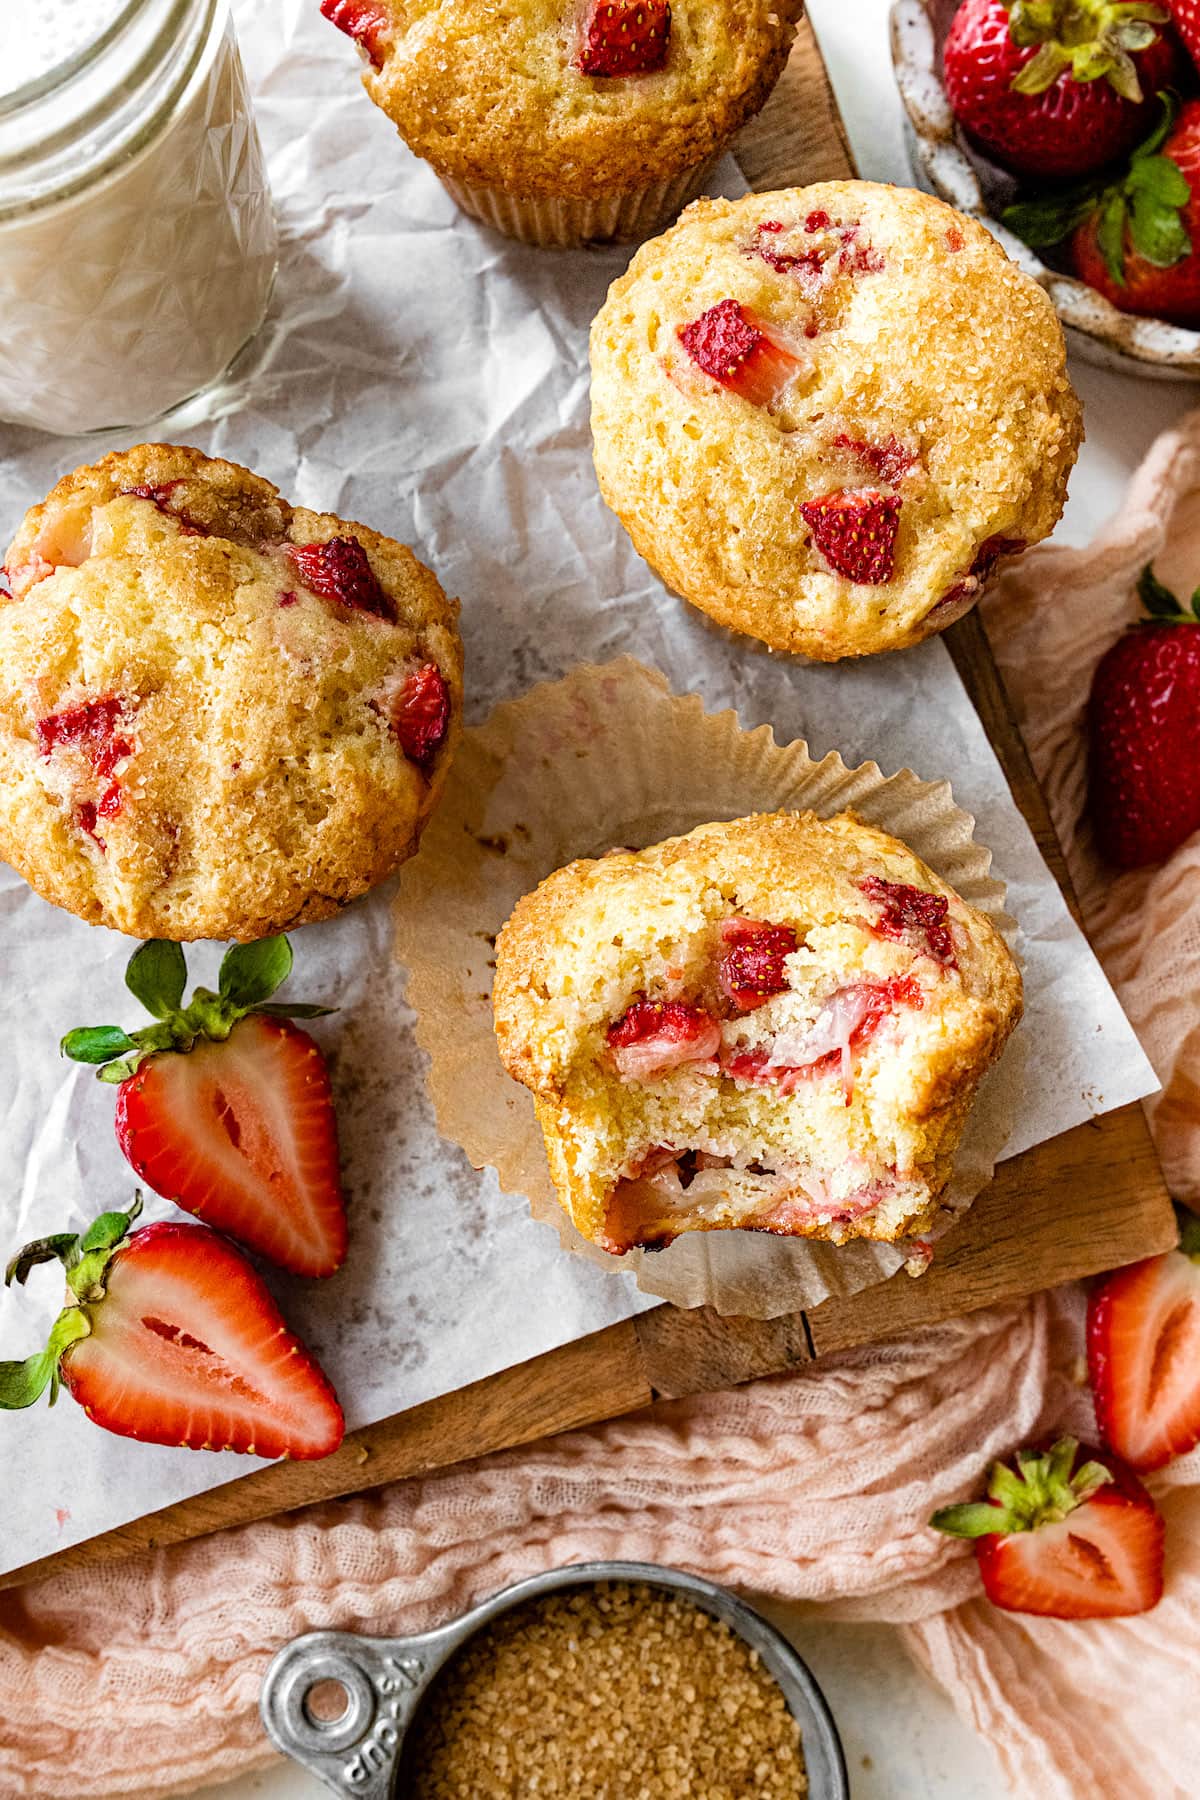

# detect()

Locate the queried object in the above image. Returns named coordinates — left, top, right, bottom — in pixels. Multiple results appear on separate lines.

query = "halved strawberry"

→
left=63, top=938, right=346, bottom=1279
left=607, top=998, right=721, bottom=1081
left=932, top=1437, right=1165, bottom=1619
left=676, top=300, right=801, bottom=408
left=578, top=0, right=671, bottom=77
left=389, top=661, right=450, bottom=768
left=0, top=1197, right=344, bottom=1459
left=1088, top=1213, right=1200, bottom=1471
left=799, top=490, right=902, bottom=585
left=717, top=917, right=798, bottom=1012
left=287, top=537, right=395, bottom=622
left=320, top=0, right=391, bottom=67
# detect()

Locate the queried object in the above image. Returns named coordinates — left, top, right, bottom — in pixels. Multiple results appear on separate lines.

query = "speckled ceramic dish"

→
left=890, top=0, right=1200, bottom=381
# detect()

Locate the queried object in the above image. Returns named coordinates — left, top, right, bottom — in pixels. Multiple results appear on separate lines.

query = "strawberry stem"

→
left=931, top=1436, right=1113, bottom=1537
left=61, top=936, right=333, bottom=1082
left=1007, top=0, right=1169, bottom=101
left=1177, top=1204, right=1200, bottom=1258
left=1003, top=91, right=1191, bottom=281
left=0, top=1196, right=143, bottom=1410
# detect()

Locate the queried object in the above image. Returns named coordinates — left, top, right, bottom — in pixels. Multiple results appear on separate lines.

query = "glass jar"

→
left=0, top=0, right=278, bottom=435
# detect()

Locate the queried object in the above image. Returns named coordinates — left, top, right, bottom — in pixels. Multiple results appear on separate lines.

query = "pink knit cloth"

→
left=3, top=418, right=1200, bottom=1800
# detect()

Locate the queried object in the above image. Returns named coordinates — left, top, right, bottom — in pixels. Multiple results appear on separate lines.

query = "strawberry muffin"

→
left=0, top=444, right=462, bottom=941
left=590, top=182, right=1082, bottom=659
left=319, top=0, right=803, bottom=247
left=493, top=811, right=1022, bottom=1254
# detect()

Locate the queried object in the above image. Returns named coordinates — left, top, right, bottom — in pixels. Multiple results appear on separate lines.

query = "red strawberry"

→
left=578, top=1, right=671, bottom=77
left=320, top=0, right=391, bottom=67
left=943, top=0, right=1181, bottom=181
left=389, top=661, right=450, bottom=768
left=1165, top=0, right=1200, bottom=67
left=1088, top=562, right=1200, bottom=866
left=287, top=537, right=395, bottom=622
left=36, top=695, right=130, bottom=770
left=832, top=434, right=918, bottom=485
left=728, top=975, right=924, bottom=1104
left=1066, top=96, right=1200, bottom=326
left=63, top=937, right=346, bottom=1279
left=0, top=1196, right=344, bottom=1459
left=607, top=998, right=722, bottom=1081
left=717, top=918, right=798, bottom=1012
left=1088, top=1212, right=1200, bottom=1470
left=36, top=694, right=135, bottom=847
left=799, top=490, right=902, bottom=585
left=859, top=875, right=956, bottom=965
left=122, top=480, right=207, bottom=536
left=932, top=1436, right=1165, bottom=1618
left=676, top=300, right=801, bottom=408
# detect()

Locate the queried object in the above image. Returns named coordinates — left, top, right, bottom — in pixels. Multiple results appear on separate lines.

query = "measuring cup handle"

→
left=259, top=1628, right=430, bottom=1798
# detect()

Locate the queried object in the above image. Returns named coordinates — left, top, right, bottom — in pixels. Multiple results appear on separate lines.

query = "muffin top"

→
left=590, top=182, right=1083, bottom=660
left=331, top=0, right=802, bottom=198
left=0, top=444, right=462, bottom=942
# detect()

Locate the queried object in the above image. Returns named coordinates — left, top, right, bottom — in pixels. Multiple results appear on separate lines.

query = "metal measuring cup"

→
left=261, top=1558, right=849, bottom=1798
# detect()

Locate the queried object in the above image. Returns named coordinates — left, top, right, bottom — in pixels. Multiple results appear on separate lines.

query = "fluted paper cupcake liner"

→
left=438, top=161, right=716, bottom=249
left=393, top=658, right=1023, bottom=1319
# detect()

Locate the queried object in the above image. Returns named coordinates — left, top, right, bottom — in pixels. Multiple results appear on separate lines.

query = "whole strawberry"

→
left=63, top=937, right=347, bottom=1278
left=1164, top=0, right=1200, bottom=72
left=1070, top=95, right=1200, bottom=323
left=1088, top=562, right=1200, bottom=866
left=932, top=1436, right=1165, bottom=1618
left=944, top=0, right=1180, bottom=180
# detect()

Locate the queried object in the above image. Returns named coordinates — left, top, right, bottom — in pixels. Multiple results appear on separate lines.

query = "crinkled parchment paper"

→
left=0, top=0, right=1156, bottom=1572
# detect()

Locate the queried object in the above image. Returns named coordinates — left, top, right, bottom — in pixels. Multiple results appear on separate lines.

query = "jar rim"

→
left=0, top=0, right=222, bottom=221
left=0, top=0, right=144, bottom=119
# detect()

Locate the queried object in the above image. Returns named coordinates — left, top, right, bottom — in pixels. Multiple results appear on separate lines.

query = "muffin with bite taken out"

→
left=0, top=443, right=462, bottom=941
left=493, top=810, right=1022, bottom=1255
left=319, top=0, right=803, bottom=247
left=590, top=180, right=1082, bottom=660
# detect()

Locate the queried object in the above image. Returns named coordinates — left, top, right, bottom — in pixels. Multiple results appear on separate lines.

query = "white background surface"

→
left=119, top=0, right=1195, bottom=1795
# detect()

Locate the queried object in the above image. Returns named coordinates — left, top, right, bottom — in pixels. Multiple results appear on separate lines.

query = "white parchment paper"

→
left=0, top=0, right=1157, bottom=1575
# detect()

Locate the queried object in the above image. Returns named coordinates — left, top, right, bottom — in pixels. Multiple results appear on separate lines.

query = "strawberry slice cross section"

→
left=0, top=1196, right=344, bottom=1459
left=62, top=936, right=347, bottom=1279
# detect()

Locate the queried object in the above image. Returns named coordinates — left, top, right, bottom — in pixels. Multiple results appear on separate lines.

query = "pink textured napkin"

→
left=4, top=417, right=1200, bottom=1800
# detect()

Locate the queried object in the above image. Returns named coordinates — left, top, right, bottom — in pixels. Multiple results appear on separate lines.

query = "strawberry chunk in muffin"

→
left=494, top=810, right=1022, bottom=1255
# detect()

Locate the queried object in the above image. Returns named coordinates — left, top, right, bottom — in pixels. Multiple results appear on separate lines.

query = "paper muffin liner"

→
left=393, top=659, right=1023, bottom=1320
left=438, top=160, right=716, bottom=249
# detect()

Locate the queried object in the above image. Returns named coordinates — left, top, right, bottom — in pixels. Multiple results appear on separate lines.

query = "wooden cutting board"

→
left=1, top=18, right=1175, bottom=1594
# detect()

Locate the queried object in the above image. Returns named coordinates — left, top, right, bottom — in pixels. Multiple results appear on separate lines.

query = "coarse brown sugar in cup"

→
left=320, top=0, right=804, bottom=246
left=398, top=1580, right=808, bottom=1797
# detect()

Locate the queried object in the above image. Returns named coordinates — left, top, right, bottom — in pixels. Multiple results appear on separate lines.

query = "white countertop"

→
left=181, top=3, right=1192, bottom=1796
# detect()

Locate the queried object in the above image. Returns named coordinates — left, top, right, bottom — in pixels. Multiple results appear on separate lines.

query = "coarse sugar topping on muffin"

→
left=589, top=181, right=1083, bottom=660
left=328, top=0, right=802, bottom=200
left=493, top=810, right=1022, bottom=1253
left=0, top=443, right=463, bottom=941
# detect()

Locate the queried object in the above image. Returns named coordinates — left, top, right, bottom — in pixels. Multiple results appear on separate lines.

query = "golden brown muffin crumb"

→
left=0, top=444, right=463, bottom=941
left=590, top=183, right=1082, bottom=660
left=494, top=811, right=1022, bottom=1251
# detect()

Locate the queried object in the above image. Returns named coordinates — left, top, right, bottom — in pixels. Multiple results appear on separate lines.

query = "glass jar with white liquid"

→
left=0, top=0, right=278, bottom=435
